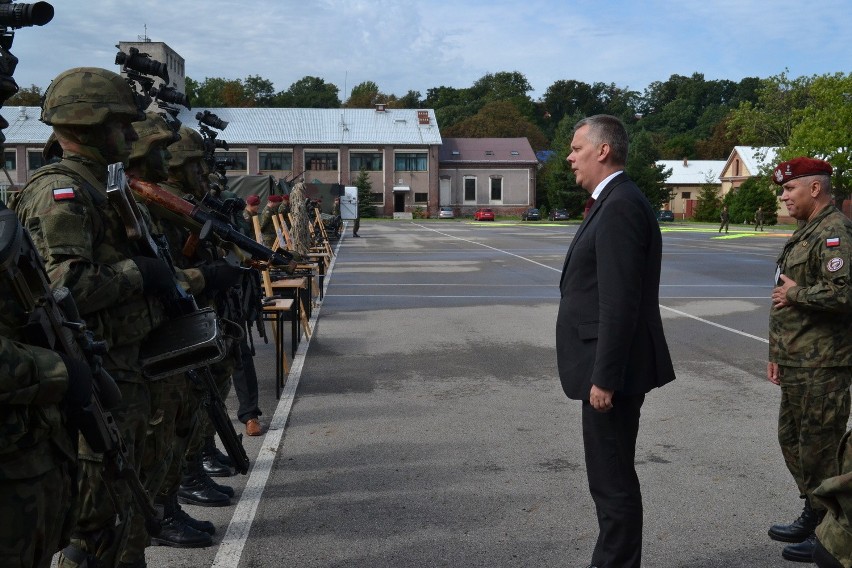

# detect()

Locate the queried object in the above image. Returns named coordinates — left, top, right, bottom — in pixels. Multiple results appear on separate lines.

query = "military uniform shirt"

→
left=769, top=205, right=852, bottom=367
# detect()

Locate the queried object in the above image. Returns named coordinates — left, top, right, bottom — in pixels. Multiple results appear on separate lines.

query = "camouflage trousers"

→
left=58, top=381, right=150, bottom=568
left=120, top=374, right=188, bottom=565
left=0, top=460, right=76, bottom=568
left=778, top=365, right=851, bottom=511
left=186, top=358, right=234, bottom=462
left=159, top=374, right=202, bottom=498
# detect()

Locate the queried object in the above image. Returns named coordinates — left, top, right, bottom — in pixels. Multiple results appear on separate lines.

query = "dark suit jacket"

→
left=556, top=172, right=675, bottom=400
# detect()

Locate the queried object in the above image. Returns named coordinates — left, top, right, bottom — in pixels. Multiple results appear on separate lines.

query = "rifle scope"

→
left=0, top=1, right=53, bottom=28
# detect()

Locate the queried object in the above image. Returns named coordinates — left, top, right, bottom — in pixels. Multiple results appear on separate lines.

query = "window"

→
left=681, top=191, right=691, bottom=199
left=350, top=152, right=382, bottom=171
left=259, top=151, right=292, bottom=171
left=490, top=177, right=502, bottom=202
left=370, top=192, right=384, bottom=205
left=27, top=151, right=45, bottom=171
left=215, top=151, right=248, bottom=171
left=4, top=151, right=15, bottom=170
left=394, top=152, right=427, bottom=171
left=464, top=177, right=476, bottom=202
left=305, top=151, right=338, bottom=171
left=414, top=192, right=428, bottom=203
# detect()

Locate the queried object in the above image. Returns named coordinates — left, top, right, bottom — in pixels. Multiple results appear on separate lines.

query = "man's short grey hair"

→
left=574, top=114, right=629, bottom=166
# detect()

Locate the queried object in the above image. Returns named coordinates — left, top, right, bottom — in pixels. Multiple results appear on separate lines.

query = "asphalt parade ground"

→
left=137, top=218, right=842, bottom=568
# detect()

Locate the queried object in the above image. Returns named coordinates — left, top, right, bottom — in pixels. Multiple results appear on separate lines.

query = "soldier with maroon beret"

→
left=766, top=157, right=852, bottom=563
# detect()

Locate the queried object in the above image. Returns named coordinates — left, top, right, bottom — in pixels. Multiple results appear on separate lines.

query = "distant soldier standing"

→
left=719, top=205, right=729, bottom=233
left=258, top=194, right=283, bottom=248
left=766, top=157, right=852, bottom=563
left=755, top=206, right=765, bottom=231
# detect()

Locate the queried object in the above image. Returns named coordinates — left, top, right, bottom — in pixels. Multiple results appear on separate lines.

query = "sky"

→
left=5, top=0, right=851, bottom=102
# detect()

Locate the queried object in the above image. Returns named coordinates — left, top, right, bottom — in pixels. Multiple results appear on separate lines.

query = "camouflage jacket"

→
left=12, top=154, right=167, bottom=382
left=769, top=205, right=852, bottom=367
left=814, top=430, right=852, bottom=567
left=258, top=203, right=281, bottom=248
left=0, top=250, right=76, bottom=479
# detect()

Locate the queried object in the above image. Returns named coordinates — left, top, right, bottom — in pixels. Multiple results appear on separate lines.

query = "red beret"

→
left=246, top=194, right=260, bottom=206
left=267, top=194, right=283, bottom=203
left=282, top=194, right=290, bottom=201
left=773, top=157, right=832, bottom=185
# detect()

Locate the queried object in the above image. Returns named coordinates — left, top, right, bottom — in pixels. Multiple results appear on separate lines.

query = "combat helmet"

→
left=41, top=67, right=143, bottom=126
left=167, top=125, right=204, bottom=168
left=128, top=111, right=179, bottom=162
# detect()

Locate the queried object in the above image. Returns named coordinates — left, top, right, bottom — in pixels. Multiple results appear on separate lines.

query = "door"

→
left=394, top=192, right=405, bottom=213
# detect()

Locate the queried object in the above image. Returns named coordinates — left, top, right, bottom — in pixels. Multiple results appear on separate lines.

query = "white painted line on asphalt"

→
left=211, top=238, right=342, bottom=568
left=413, top=222, right=771, bottom=344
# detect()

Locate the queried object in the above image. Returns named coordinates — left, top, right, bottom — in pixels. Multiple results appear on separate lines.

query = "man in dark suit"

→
left=556, top=115, right=676, bottom=568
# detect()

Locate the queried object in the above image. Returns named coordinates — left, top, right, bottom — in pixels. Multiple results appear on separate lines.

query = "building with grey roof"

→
left=438, top=138, right=537, bottom=216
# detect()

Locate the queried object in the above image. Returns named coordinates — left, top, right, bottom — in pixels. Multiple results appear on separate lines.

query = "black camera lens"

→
left=151, top=85, right=190, bottom=109
left=115, top=47, right=169, bottom=83
left=0, top=1, right=53, bottom=28
left=196, top=110, right=228, bottom=131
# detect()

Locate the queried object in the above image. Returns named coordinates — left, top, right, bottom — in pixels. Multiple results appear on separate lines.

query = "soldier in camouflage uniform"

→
left=0, top=223, right=90, bottom=568
left=289, top=182, right=311, bottom=258
left=11, top=67, right=174, bottom=568
left=258, top=193, right=283, bottom=248
left=117, top=114, right=215, bottom=562
left=138, top=125, right=239, bottom=519
left=766, top=157, right=852, bottom=563
left=813, top=429, right=852, bottom=568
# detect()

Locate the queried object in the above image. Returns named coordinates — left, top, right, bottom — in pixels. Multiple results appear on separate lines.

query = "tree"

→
left=354, top=167, right=375, bottom=217
left=242, top=75, right=276, bottom=106
left=724, top=177, right=778, bottom=225
left=626, top=130, right=672, bottom=210
left=538, top=113, right=586, bottom=214
left=276, top=76, right=341, bottom=108
left=345, top=81, right=381, bottom=108
left=693, top=172, right=723, bottom=222
left=782, top=72, right=852, bottom=210
left=727, top=70, right=813, bottom=147
left=6, top=84, right=42, bottom=106
left=442, top=100, right=548, bottom=151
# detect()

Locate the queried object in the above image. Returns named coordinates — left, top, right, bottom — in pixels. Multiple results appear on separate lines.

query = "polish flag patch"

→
left=825, top=237, right=840, bottom=247
left=52, top=187, right=75, bottom=201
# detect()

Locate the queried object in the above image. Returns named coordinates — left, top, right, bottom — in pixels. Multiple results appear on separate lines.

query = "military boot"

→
left=769, top=499, right=820, bottom=543
left=202, top=436, right=233, bottom=477
left=178, top=455, right=231, bottom=507
left=782, top=533, right=816, bottom=563
left=171, top=493, right=216, bottom=536
left=197, top=467, right=235, bottom=498
left=150, top=494, right=212, bottom=549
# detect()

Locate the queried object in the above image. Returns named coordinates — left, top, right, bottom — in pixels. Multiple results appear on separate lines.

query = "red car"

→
left=473, top=208, right=495, bottom=221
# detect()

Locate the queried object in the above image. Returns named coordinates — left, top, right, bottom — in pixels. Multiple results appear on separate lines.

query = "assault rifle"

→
left=0, top=200, right=160, bottom=535
left=107, top=164, right=250, bottom=475
left=128, top=176, right=297, bottom=272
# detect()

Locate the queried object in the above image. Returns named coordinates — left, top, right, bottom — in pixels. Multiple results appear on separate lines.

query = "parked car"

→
left=438, top=207, right=455, bottom=219
left=657, top=210, right=675, bottom=222
left=521, top=207, right=541, bottom=221
left=548, top=208, right=570, bottom=221
left=473, top=208, right=495, bottom=221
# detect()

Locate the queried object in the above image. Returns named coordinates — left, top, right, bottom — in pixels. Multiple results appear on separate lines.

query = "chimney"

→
left=375, top=103, right=386, bottom=112
left=683, top=157, right=688, bottom=167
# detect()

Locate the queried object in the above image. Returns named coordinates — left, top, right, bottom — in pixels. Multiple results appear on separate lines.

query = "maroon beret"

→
left=282, top=194, right=290, bottom=201
left=246, top=194, right=260, bottom=206
left=267, top=194, right=283, bottom=203
left=773, top=157, right=833, bottom=185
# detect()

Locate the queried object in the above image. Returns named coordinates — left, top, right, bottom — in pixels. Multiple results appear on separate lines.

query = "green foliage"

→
left=276, top=76, right=340, bottom=108
left=727, top=70, right=813, bottom=147
left=354, top=167, right=376, bottom=217
left=6, top=84, right=42, bottom=106
left=412, top=206, right=429, bottom=218
left=626, top=130, right=672, bottom=210
left=724, top=177, right=779, bottom=225
left=442, top=101, right=548, bottom=151
left=693, top=177, right=723, bottom=222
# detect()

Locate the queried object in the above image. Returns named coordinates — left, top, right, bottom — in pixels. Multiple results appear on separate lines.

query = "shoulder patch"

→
left=52, top=187, right=76, bottom=201
left=826, top=257, right=844, bottom=272
left=825, top=237, right=840, bottom=247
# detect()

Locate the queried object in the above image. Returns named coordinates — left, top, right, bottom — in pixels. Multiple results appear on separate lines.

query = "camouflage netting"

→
left=289, top=182, right=311, bottom=258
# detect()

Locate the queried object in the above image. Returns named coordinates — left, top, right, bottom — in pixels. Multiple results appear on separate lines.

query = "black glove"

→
left=200, top=260, right=245, bottom=293
left=132, top=256, right=174, bottom=294
left=58, top=353, right=93, bottom=409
